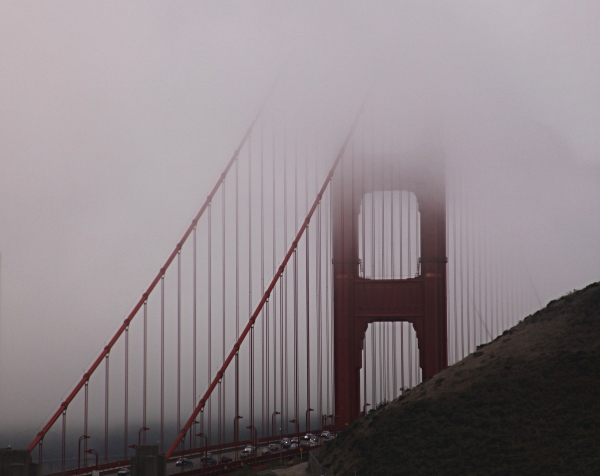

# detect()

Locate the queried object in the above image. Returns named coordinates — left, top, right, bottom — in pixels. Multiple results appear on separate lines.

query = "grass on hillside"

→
left=320, top=282, right=600, bottom=475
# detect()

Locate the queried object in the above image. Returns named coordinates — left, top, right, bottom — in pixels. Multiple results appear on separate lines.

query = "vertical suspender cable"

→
left=400, top=182, right=405, bottom=390
left=283, top=129, right=289, bottom=433
left=408, top=191, right=411, bottom=278
left=417, top=208, right=422, bottom=382
left=220, top=180, right=226, bottom=448
left=294, top=248, right=299, bottom=427
left=459, top=174, right=465, bottom=359
left=391, top=157, right=397, bottom=396
left=478, top=217, right=484, bottom=345
left=306, top=225, right=311, bottom=432
left=272, top=124, right=278, bottom=433
left=361, top=119, right=365, bottom=278
left=61, top=411, right=66, bottom=473
left=317, top=198, right=322, bottom=429
left=260, top=118, right=266, bottom=436
left=84, top=381, right=88, bottom=466
left=279, top=277, right=284, bottom=433
left=235, top=153, right=240, bottom=447
left=192, top=226, right=196, bottom=446
left=371, top=324, right=376, bottom=405
left=407, top=191, right=413, bottom=386
left=104, top=354, right=109, bottom=462
left=363, top=335, right=367, bottom=412
left=293, top=132, right=299, bottom=432
left=143, top=300, right=147, bottom=444
left=391, top=152, right=395, bottom=279
left=207, top=203, right=212, bottom=446
left=248, top=130, right=254, bottom=430
left=381, top=147, right=385, bottom=280
left=370, top=117, right=376, bottom=401
left=124, top=325, right=129, bottom=460
left=379, top=322, right=383, bottom=400
left=466, top=184, right=472, bottom=354
left=305, top=131, right=312, bottom=432
left=38, top=439, right=43, bottom=472
left=325, top=181, right=331, bottom=421
left=177, top=250, right=181, bottom=442
left=371, top=110, right=375, bottom=280
left=452, top=173, right=459, bottom=363
left=400, top=324, right=404, bottom=391
left=160, top=275, right=165, bottom=453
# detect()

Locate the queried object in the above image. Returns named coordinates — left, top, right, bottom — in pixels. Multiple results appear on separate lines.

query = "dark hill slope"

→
left=319, top=282, right=600, bottom=475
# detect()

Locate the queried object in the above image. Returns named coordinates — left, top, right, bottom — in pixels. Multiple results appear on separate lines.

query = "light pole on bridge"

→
left=85, top=449, right=98, bottom=469
left=195, top=433, right=207, bottom=461
left=290, top=419, right=299, bottom=446
left=279, top=428, right=283, bottom=464
left=138, top=427, right=150, bottom=446
left=271, top=411, right=280, bottom=439
left=189, top=420, right=199, bottom=450
left=78, top=435, right=90, bottom=469
left=234, top=415, right=243, bottom=460
left=246, top=426, right=257, bottom=460
left=305, top=408, right=314, bottom=433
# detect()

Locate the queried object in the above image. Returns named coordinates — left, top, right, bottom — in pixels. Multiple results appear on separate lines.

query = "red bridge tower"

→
left=332, top=150, right=447, bottom=428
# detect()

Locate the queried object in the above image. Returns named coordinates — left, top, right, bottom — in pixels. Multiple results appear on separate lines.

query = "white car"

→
left=240, top=445, right=255, bottom=459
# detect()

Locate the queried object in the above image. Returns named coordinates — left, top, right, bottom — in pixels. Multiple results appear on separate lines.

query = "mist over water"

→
left=1, top=1, right=599, bottom=454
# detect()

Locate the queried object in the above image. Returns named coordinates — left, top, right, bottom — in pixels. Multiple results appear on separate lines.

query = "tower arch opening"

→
left=358, top=190, right=421, bottom=280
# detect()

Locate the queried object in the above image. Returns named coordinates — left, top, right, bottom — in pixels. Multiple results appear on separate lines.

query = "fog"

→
left=1, top=1, right=599, bottom=449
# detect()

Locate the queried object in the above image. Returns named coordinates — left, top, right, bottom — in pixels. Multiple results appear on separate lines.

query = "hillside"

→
left=319, top=282, right=600, bottom=475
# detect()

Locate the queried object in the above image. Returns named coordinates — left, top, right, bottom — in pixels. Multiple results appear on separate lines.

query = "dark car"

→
left=268, top=443, right=279, bottom=452
left=281, top=438, right=291, bottom=449
left=202, top=457, right=217, bottom=467
left=220, top=455, right=232, bottom=464
left=199, top=453, right=213, bottom=462
left=176, top=458, right=193, bottom=467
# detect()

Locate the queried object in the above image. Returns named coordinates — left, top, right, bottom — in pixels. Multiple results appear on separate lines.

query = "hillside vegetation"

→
left=319, top=282, right=600, bottom=475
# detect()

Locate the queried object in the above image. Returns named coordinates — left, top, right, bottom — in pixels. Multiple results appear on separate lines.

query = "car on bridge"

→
left=268, top=443, right=279, bottom=452
left=220, top=455, right=232, bottom=464
left=240, top=445, right=255, bottom=459
left=175, top=458, right=193, bottom=467
left=201, top=457, right=217, bottom=467
left=117, top=468, right=130, bottom=476
left=281, top=437, right=291, bottom=449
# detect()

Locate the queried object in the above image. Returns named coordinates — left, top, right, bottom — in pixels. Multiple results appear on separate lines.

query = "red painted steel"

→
left=165, top=102, right=365, bottom=459
left=332, top=151, right=448, bottom=428
left=28, top=92, right=272, bottom=453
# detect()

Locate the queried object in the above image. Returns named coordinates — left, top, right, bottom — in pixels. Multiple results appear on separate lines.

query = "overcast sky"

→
left=1, top=1, right=599, bottom=438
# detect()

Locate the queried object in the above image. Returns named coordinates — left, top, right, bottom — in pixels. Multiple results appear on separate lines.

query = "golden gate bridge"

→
left=22, top=89, right=538, bottom=475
